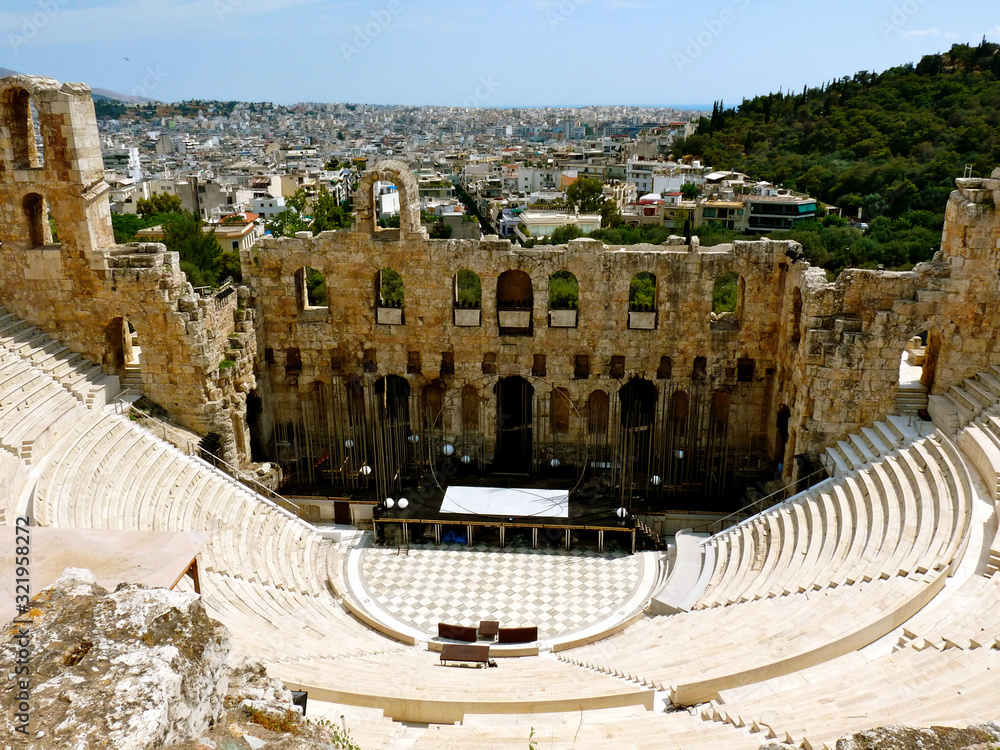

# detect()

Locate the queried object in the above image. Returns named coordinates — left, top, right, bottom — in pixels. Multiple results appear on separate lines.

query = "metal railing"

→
left=693, top=466, right=831, bottom=536
left=198, top=451, right=301, bottom=517
left=113, top=393, right=302, bottom=519
left=114, top=396, right=196, bottom=455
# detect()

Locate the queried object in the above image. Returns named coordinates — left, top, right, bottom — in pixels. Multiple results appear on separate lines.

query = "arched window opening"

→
left=587, top=390, right=609, bottom=435
left=711, top=272, right=741, bottom=330
left=497, top=269, right=533, bottom=334
left=455, top=269, right=482, bottom=308
left=22, top=193, right=51, bottom=248
left=304, top=267, right=326, bottom=307
left=551, top=387, right=572, bottom=435
left=376, top=268, right=404, bottom=325
left=548, top=270, right=579, bottom=327
left=628, top=272, right=656, bottom=329
left=454, top=269, right=482, bottom=326
left=461, top=384, right=480, bottom=432
left=628, top=272, right=656, bottom=311
left=3, top=88, right=42, bottom=170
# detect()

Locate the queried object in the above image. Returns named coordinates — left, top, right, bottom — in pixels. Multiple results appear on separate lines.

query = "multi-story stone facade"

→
left=3, top=75, right=999, bottom=507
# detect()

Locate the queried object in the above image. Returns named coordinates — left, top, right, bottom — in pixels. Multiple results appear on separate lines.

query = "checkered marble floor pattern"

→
left=358, top=541, right=646, bottom=638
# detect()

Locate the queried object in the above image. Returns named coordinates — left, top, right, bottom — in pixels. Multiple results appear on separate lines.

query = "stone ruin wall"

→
left=3, top=75, right=1000, bottom=481
left=0, top=75, right=254, bottom=464
left=249, top=161, right=1000, bottom=480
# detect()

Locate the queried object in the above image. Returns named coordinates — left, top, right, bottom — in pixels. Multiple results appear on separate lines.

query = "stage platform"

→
left=373, top=482, right=638, bottom=553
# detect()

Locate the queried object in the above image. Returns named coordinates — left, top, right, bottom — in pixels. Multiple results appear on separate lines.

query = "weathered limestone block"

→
left=0, top=569, right=230, bottom=749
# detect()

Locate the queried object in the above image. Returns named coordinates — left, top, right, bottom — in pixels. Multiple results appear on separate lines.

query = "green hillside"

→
left=669, top=40, right=1000, bottom=276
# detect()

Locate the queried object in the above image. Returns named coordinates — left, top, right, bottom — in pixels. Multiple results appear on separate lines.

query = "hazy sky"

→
left=2, top=0, right=999, bottom=107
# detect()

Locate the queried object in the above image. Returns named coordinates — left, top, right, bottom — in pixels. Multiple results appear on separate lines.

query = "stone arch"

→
left=22, top=192, right=50, bottom=248
left=352, top=159, right=425, bottom=237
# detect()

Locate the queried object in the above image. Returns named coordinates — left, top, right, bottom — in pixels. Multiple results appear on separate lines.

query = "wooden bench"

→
left=438, top=623, right=477, bottom=642
left=439, top=643, right=490, bottom=667
left=478, top=620, right=499, bottom=640
left=498, top=626, right=538, bottom=644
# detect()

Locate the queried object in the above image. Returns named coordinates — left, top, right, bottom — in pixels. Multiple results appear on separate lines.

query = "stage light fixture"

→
left=461, top=454, right=472, bottom=464
left=442, top=443, right=455, bottom=456
left=550, top=458, right=560, bottom=468
left=359, top=464, right=372, bottom=476
left=676, top=449, right=684, bottom=459
left=651, top=475, right=661, bottom=485
left=616, top=506, right=628, bottom=519
left=344, top=439, right=354, bottom=448
left=407, top=434, right=419, bottom=443
left=398, top=497, right=409, bottom=509
left=385, top=498, right=395, bottom=509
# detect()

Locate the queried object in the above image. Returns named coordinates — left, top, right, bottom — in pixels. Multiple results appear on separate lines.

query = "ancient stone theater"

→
left=3, top=74, right=1000, bottom=748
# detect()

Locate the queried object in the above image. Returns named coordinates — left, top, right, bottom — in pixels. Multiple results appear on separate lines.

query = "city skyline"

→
left=0, top=0, right=998, bottom=107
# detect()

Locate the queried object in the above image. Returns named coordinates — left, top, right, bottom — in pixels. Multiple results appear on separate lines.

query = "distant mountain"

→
left=91, top=88, right=158, bottom=105
left=0, top=68, right=156, bottom=104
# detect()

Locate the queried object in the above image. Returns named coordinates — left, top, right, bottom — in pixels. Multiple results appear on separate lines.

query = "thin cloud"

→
left=900, top=28, right=941, bottom=38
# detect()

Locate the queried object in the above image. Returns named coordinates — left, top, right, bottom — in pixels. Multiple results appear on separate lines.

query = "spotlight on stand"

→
left=442, top=443, right=455, bottom=456
left=616, top=506, right=629, bottom=523
left=407, top=434, right=419, bottom=444
left=344, top=439, right=354, bottom=449
left=359, top=464, right=372, bottom=476
left=460, top=454, right=472, bottom=464
left=385, top=497, right=395, bottom=509
left=550, top=458, right=560, bottom=468
left=398, top=497, right=409, bottom=509
left=651, top=475, right=661, bottom=486
left=676, top=449, right=684, bottom=459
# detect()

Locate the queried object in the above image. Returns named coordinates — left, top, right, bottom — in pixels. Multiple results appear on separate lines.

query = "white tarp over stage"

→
left=440, top=486, right=569, bottom=518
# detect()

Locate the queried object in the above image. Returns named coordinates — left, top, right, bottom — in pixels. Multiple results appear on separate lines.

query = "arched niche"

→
left=587, top=389, right=609, bottom=435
